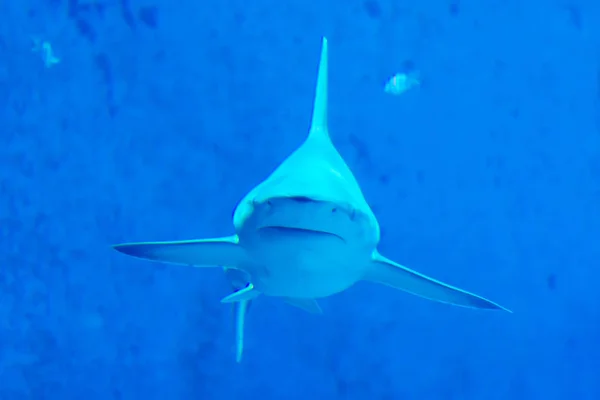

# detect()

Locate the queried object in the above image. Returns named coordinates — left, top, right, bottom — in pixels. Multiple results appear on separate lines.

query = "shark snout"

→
left=246, top=196, right=360, bottom=245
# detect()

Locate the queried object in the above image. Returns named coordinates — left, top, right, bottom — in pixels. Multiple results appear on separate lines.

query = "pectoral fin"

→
left=113, top=235, right=246, bottom=267
left=285, top=298, right=323, bottom=314
left=221, top=283, right=261, bottom=303
left=365, top=252, right=511, bottom=312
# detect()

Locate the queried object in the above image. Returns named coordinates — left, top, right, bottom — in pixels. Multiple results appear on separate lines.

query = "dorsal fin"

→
left=308, top=37, right=329, bottom=141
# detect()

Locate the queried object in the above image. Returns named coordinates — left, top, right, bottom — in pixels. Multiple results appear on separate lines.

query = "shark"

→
left=113, top=37, right=510, bottom=362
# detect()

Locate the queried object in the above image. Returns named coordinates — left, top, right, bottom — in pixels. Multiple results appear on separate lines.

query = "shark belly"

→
left=239, top=226, right=370, bottom=298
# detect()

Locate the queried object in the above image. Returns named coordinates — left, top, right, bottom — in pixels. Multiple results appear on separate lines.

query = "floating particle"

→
left=31, top=37, right=60, bottom=68
left=384, top=71, right=420, bottom=95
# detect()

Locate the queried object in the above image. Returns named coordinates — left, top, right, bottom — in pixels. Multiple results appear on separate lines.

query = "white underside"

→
left=239, top=227, right=371, bottom=298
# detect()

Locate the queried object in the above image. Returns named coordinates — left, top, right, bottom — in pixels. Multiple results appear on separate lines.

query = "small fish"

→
left=384, top=72, right=420, bottom=95
left=31, top=37, right=60, bottom=68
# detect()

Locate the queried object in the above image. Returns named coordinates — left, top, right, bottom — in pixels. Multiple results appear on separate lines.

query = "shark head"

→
left=233, top=38, right=380, bottom=238
left=231, top=151, right=381, bottom=255
left=232, top=38, right=380, bottom=249
left=113, top=36, right=511, bottom=362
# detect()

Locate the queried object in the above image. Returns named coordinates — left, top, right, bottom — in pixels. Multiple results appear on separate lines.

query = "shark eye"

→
left=331, top=207, right=337, bottom=213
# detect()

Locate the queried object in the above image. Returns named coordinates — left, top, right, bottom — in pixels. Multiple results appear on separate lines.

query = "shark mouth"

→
left=259, top=226, right=346, bottom=243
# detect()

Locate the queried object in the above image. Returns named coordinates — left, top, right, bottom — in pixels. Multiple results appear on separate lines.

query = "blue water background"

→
left=1, top=0, right=599, bottom=399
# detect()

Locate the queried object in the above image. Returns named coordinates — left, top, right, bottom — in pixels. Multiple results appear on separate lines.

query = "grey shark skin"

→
left=114, top=37, right=511, bottom=360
